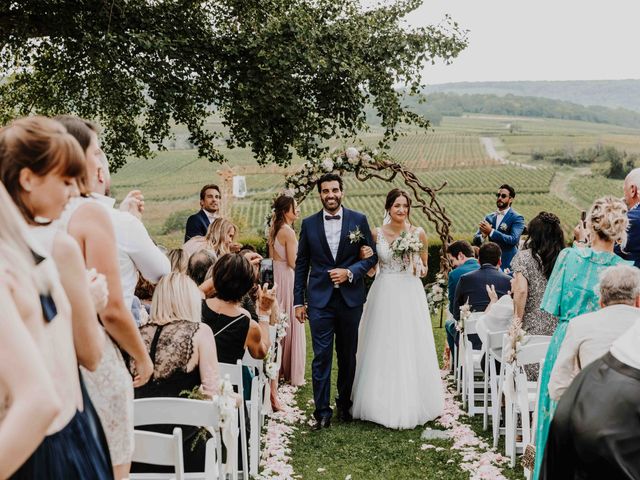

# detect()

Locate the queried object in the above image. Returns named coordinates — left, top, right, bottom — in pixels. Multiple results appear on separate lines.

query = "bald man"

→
left=616, top=168, right=640, bottom=267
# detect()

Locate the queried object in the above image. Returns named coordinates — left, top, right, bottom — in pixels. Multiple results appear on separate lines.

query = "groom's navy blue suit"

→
left=294, top=208, right=377, bottom=420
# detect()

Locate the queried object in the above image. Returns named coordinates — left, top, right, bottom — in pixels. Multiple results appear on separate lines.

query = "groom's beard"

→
left=321, top=196, right=342, bottom=213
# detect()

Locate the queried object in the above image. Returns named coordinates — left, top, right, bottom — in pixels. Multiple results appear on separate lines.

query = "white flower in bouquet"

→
left=348, top=226, right=364, bottom=244
left=276, top=312, right=289, bottom=339
left=335, top=157, right=343, bottom=167
left=456, top=301, right=471, bottom=332
left=361, top=152, right=372, bottom=163
left=345, top=147, right=359, bottom=159
left=321, top=158, right=334, bottom=172
left=390, top=230, right=423, bottom=258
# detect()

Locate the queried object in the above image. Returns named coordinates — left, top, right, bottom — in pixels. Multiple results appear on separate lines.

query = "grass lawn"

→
left=286, top=312, right=525, bottom=480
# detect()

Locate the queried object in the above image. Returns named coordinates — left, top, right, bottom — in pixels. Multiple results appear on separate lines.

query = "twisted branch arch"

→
left=280, top=147, right=454, bottom=272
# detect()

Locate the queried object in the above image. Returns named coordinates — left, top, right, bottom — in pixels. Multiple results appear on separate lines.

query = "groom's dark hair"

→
left=317, top=173, right=343, bottom=193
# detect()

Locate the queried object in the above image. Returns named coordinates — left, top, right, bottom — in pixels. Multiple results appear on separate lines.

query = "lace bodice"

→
left=376, top=227, right=423, bottom=275
left=135, top=320, right=200, bottom=380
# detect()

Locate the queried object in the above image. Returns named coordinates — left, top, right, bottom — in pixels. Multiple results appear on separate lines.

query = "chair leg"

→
left=482, top=354, right=489, bottom=430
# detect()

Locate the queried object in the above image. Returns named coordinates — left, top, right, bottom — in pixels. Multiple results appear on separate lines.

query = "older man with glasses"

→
left=473, top=184, right=525, bottom=272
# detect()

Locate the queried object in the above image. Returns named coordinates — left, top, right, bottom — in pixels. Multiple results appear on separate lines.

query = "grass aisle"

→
left=282, top=315, right=525, bottom=480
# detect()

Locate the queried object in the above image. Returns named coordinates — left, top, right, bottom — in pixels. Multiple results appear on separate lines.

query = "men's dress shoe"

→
left=312, top=417, right=331, bottom=431
left=337, top=408, right=353, bottom=422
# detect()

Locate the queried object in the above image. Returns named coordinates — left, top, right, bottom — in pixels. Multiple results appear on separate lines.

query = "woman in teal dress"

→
left=533, top=196, right=631, bottom=480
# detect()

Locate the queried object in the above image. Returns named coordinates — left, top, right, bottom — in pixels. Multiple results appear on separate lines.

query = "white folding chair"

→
left=476, top=318, right=507, bottom=432
left=462, top=313, right=485, bottom=415
left=132, top=428, right=185, bottom=480
left=241, top=351, right=269, bottom=477
left=131, top=397, right=224, bottom=480
left=218, top=360, right=248, bottom=480
left=503, top=337, right=551, bottom=466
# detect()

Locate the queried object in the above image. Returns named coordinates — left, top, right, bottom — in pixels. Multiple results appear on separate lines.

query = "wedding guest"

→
left=532, top=196, right=631, bottom=480
left=548, top=264, right=640, bottom=401
left=614, top=167, right=640, bottom=266
left=167, top=248, right=188, bottom=273
left=541, top=320, right=640, bottom=479
left=130, top=273, right=219, bottom=473
left=185, top=184, right=221, bottom=242
left=0, top=116, right=106, bottom=371
left=0, top=180, right=110, bottom=476
left=84, top=148, right=170, bottom=313
left=452, top=242, right=511, bottom=348
left=444, top=240, right=480, bottom=355
left=187, top=249, right=217, bottom=286
left=269, top=193, right=305, bottom=386
left=183, top=217, right=240, bottom=259
left=202, top=254, right=274, bottom=365
left=510, top=212, right=564, bottom=378
left=473, top=184, right=525, bottom=271
left=53, top=115, right=153, bottom=480
left=0, top=259, right=60, bottom=478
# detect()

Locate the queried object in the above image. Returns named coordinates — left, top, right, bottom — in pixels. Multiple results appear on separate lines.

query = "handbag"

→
left=521, top=443, right=536, bottom=470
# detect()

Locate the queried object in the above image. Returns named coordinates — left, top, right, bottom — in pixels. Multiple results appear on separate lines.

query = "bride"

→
left=351, top=188, right=444, bottom=429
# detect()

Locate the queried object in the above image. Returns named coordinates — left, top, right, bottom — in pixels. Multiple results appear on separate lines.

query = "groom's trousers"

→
left=307, top=289, right=362, bottom=421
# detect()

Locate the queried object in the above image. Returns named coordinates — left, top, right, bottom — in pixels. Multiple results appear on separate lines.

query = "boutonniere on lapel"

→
left=348, top=226, right=364, bottom=244
left=499, top=223, right=509, bottom=232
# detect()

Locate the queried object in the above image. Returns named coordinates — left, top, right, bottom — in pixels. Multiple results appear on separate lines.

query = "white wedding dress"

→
left=351, top=227, right=444, bottom=429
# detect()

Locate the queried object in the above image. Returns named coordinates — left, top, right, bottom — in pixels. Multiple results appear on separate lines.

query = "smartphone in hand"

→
left=581, top=210, right=587, bottom=228
left=259, top=258, right=275, bottom=289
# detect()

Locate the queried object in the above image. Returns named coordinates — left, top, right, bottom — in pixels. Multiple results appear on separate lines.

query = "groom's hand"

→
left=329, top=268, right=350, bottom=285
left=295, top=305, right=307, bottom=324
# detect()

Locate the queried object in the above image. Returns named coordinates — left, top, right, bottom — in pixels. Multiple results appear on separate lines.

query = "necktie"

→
left=325, top=215, right=341, bottom=220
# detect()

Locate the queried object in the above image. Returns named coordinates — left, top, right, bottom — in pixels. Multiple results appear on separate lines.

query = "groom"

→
left=294, top=173, right=378, bottom=430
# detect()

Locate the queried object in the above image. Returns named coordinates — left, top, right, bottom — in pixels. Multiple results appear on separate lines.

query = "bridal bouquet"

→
left=390, top=230, right=423, bottom=258
left=390, top=230, right=425, bottom=275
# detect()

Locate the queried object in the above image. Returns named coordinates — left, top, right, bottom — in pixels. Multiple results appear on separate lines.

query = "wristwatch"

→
left=347, top=269, right=354, bottom=283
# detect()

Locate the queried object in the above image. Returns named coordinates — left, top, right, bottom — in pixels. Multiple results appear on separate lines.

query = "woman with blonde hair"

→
left=0, top=123, right=111, bottom=477
left=130, top=272, right=220, bottom=473
left=268, top=193, right=304, bottom=389
left=183, top=217, right=240, bottom=260
left=167, top=247, right=188, bottom=273
left=532, top=196, right=632, bottom=480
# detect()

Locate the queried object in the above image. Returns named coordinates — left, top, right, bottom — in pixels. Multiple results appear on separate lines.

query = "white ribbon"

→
left=216, top=375, right=240, bottom=475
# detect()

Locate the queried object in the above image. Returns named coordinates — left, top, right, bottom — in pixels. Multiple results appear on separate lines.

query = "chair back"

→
left=133, top=428, right=184, bottom=474
left=464, top=312, right=483, bottom=335
left=516, top=337, right=551, bottom=366
left=219, top=360, right=245, bottom=396
left=134, top=397, right=220, bottom=428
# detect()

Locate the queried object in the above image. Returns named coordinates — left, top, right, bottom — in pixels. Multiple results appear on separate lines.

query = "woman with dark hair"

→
left=201, top=253, right=274, bottom=365
left=268, top=193, right=305, bottom=387
left=351, top=188, right=444, bottom=429
left=511, top=212, right=565, bottom=339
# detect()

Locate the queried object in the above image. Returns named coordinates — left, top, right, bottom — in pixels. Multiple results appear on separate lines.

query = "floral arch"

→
left=279, top=146, right=454, bottom=273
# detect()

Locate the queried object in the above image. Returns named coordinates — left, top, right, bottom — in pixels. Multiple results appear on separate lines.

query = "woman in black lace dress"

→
left=130, top=272, right=220, bottom=473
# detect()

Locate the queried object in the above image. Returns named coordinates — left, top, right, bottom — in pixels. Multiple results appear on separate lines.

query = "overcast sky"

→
left=405, top=0, right=640, bottom=84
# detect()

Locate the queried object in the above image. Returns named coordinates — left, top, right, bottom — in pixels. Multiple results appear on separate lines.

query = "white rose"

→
left=362, top=153, right=372, bottom=163
left=345, top=147, right=359, bottom=159
left=322, top=158, right=334, bottom=172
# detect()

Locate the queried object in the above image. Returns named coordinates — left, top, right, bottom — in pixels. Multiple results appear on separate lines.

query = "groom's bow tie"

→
left=325, top=215, right=341, bottom=221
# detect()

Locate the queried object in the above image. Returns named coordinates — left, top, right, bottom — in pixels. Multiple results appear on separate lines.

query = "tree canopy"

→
left=0, top=0, right=467, bottom=171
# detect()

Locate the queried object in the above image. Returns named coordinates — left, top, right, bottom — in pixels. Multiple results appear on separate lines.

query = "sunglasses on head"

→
left=495, top=193, right=510, bottom=199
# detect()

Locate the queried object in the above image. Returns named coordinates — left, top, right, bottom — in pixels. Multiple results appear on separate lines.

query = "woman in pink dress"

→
left=269, top=194, right=305, bottom=387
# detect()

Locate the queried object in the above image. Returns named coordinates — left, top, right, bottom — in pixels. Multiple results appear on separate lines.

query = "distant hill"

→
left=402, top=92, right=640, bottom=129
left=423, top=80, right=640, bottom=112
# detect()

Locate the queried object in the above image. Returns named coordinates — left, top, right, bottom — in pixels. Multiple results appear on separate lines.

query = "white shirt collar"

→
left=90, top=192, right=116, bottom=209
left=323, top=207, right=343, bottom=218
left=497, top=206, right=511, bottom=216
left=203, top=209, right=219, bottom=223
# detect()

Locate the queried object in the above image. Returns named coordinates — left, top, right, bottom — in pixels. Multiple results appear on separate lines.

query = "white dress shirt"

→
left=91, top=194, right=171, bottom=309
left=323, top=207, right=343, bottom=261
left=548, top=304, right=640, bottom=401
left=490, top=207, right=510, bottom=240
left=203, top=209, right=219, bottom=225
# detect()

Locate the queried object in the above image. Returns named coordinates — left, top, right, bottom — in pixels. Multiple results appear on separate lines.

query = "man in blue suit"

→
left=473, top=184, right=525, bottom=272
left=294, top=173, right=378, bottom=430
left=616, top=168, right=640, bottom=267
left=184, top=184, right=221, bottom=242
left=453, top=242, right=512, bottom=350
